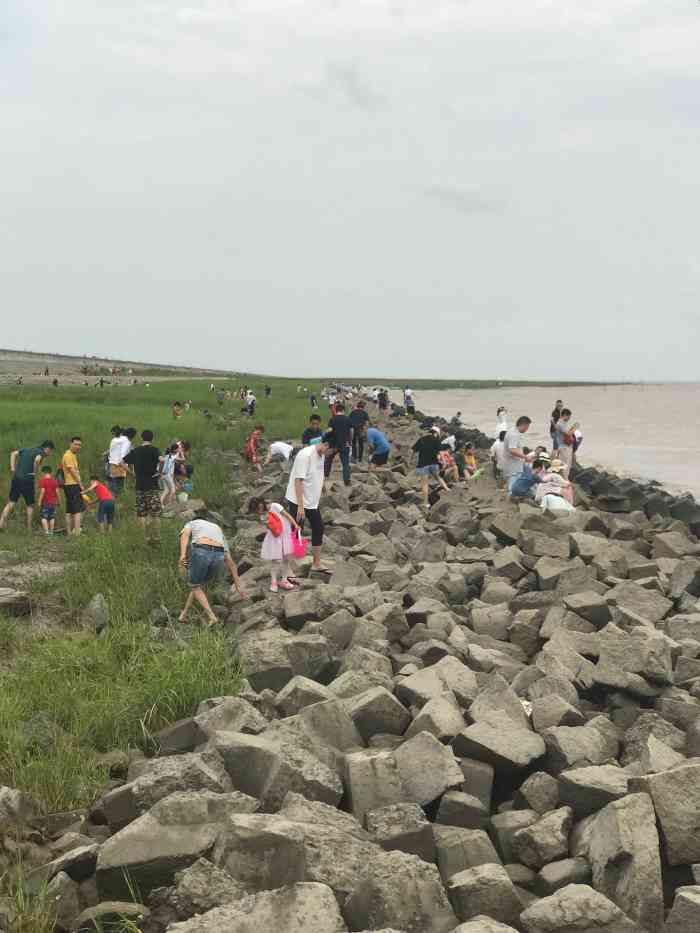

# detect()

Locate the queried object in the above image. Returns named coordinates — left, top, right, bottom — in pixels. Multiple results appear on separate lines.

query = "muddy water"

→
left=396, top=384, right=700, bottom=500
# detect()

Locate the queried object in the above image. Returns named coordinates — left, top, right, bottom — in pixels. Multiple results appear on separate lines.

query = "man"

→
left=325, top=402, right=353, bottom=486
left=367, top=426, right=390, bottom=471
left=124, top=430, right=162, bottom=541
left=285, top=433, right=331, bottom=572
left=246, top=391, right=256, bottom=416
left=440, top=427, right=457, bottom=452
left=403, top=387, right=415, bottom=416
left=349, top=400, right=370, bottom=462
left=107, top=426, right=134, bottom=496
left=178, top=518, right=247, bottom=626
left=510, top=459, right=546, bottom=499
left=490, top=430, right=507, bottom=483
left=549, top=399, right=564, bottom=449
left=0, top=440, right=55, bottom=530
left=413, top=426, right=449, bottom=506
left=554, top=408, right=576, bottom=472
left=264, top=441, right=295, bottom=467
left=302, top=414, right=323, bottom=446
left=61, top=437, right=85, bottom=535
left=503, top=416, right=532, bottom=494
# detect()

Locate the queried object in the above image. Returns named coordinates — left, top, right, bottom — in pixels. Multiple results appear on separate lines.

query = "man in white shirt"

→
left=503, top=416, right=532, bottom=494
left=107, top=426, right=134, bottom=496
left=285, top=434, right=331, bottom=571
left=440, top=428, right=456, bottom=452
left=265, top=441, right=295, bottom=467
left=490, top=430, right=507, bottom=484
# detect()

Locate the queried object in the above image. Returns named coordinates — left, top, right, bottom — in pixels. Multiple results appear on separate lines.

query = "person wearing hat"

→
left=285, top=431, right=332, bottom=572
left=535, top=459, right=574, bottom=505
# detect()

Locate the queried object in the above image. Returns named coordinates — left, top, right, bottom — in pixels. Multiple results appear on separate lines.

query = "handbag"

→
left=267, top=510, right=283, bottom=537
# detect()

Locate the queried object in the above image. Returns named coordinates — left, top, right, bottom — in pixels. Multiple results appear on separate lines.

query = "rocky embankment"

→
left=3, top=413, right=700, bottom=933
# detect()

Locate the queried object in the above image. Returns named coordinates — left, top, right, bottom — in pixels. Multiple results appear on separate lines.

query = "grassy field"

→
left=0, top=377, right=323, bottom=813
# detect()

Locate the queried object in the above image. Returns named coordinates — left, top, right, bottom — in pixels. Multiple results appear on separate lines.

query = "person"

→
left=244, top=425, right=264, bottom=475
left=549, top=400, right=564, bottom=449
left=366, top=426, right=390, bottom=470
left=61, top=437, right=85, bottom=535
left=159, top=445, right=178, bottom=508
left=265, top=385, right=272, bottom=397
left=413, top=427, right=449, bottom=505
left=509, top=459, right=547, bottom=499
left=554, top=408, right=577, bottom=472
left=404, top=387, right=416, bottom=415
left=302, top=415, right=323, bottom=446
left=503, top=416, right=532, bottom=495
left=172, top=401, right=183, bottom=420
left=497, top=407, right=508, bottom=433
left=36, top=465, right=59, bottom=535
left=310, top=393, right=318, bottom=410
left=0, top=440, right=55, bottom=531
left=325, top=402, right=353, bottom=486
left=255, top=498, right=301, bottom=593
left=178, top=519, right=247, bottom=626
left=83, top=475, right=116, bottom=532
left=454, top=444, right=468, bottom=481
left=489, top=430, right=507, bottom=482
left=264, top=441, right=295, bottom=467
left=438, top=447, right=459, bottom=484
left=245, top=390, right=256, bottom=416
left=124, top=430, right=162, bottom=541
left=535, top=459, right=574, bottom=505
left=440, top=427, right=456, bottom=452
left=349, top=401, right=370, bottom=462
left=107, top=426, right=134, bottom=496
left=52, top=378, right=58, bottom=387
left=285, top=433, right=332, bottom=572
left=378, top=389, right=389, bottom=412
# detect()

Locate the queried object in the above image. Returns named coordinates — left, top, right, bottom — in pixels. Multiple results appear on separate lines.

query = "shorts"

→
left=188, top=545, right=225, bottom=587
left=64, top=484, right=85, bottom=514
left=416, top=464, right=440, bottom=477
left=40, top=505, right=56, bottom=521
left=370, top=451, right=389, bottom=466
left=97, top=499, right=115, bottom=525
left=135, top=488, right=162, bottom=518
left=9, top=476, right=35, bottom=506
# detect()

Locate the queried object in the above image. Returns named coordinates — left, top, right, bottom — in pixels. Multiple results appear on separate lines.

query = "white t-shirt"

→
left=285, top=445, right=324, bottom=509
left=109, top=435, right=131, bottom=466
left=183, top=519, right=230, bottom=552
left=443, top=434, right=456, bottom=452
left=490, top=439, right=506, bottom=470
left=269, top=441, right=293, bottom=461
left=503, top=427, right=525, bottom=478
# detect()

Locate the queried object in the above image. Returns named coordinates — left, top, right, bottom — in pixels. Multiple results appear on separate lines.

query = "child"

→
left=463, top=443, right=478, bottom=476
left=160, top=444, right=178, bottom=507
left=37, top=465, right=59, bottom=535
left=83, top=475, right=116, bottom=532
left=250, top=497, right=301, bottom=593
left=438, top=448, right=459, bottom=484
left=244, top=425, right=265, bottom=476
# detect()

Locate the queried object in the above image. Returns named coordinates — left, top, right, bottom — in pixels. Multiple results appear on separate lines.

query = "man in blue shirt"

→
left=367, top=427, right=391, bottom=471
left=509, top=460, right=546, bottom=499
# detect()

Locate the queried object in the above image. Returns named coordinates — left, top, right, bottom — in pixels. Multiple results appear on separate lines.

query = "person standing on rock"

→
left=0, top=440, right=55, bottom=531
left=325, top=402, right=353, bottom=487
left=490, top=430, right=507, bottom=484
left=497, top=406, right=508, bottom=433
left=503, top=416, right=532, bottom=495
left=349, top=400, right=370, bottom=462
left=285, top=433, right=332, bottom=572
left=412, top=427, right=449, bottom=506
left=549, top=399, right=563, bottom=450
left=554, top=408, right=577, bottom=473
left=178, top=519, right=247, bottom=626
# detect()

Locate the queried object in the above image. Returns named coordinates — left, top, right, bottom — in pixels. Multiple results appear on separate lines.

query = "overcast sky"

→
left=2, top=1, right=699, bottom=379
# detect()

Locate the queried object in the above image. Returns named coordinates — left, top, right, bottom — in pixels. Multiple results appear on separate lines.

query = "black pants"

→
left=352, top=433, right=365, bottom=462
left=324, top=446, right=351, bottom=484
left=286, top=501, right=324, bottom=546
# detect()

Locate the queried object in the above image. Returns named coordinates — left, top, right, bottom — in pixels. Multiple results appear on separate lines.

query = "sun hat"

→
left=550, top=459, right=565, bottom=473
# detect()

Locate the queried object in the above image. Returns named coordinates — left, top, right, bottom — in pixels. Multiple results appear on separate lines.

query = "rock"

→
left=642, top=762, right=700, bottom=866
left=531, top=697, right=585, bottom=733
left=343, top=849, right=458, bottom=933
left=516, top=772, right=560, bottom=815
left=286, top=634, right=333, bottom=681
left=620, top=712, right=685, bottom=766
left=276, top=676, right=335, bottom=716
left=451, top=919, right=519, bottom=933
left=652, top=531, right=698, bottom=560
left=343, top=687, right=411, bottom=741
left=452, top=713, right=545, bottom=776
left=0, top=785, right=39, bottom=832
left=543, top=722, right=619, bottom=774
left=469, top=674, right=531, bottom=731
left=605, top=581, right=673, bottom=623
left=434, top=826, right=501, bottom=882
left=436, top=791, right=488, bottom=830
left=395, top=656, right=479, bottom=708
left=558, top=765, right=629, bottom=818
left=405, top=692, right=465, bottom=743
left=344, top=750, right=404, bottom=824
left=393, top=731, right=464, bottom=807
left=81, top=593, right=109, bottom=632
left=490, top=810, right=539, bottom=863
left=563, top=592, right=612, bottom=628
left=71, top=902, right=150, bottom=931
left=211, top=813, right=307, bottom=891
left=458, top=758, right=494, bottom=810
left=46, top=871, right=82, bottom=930
left=365, top=802, right=435, bottom=863
left=512, top=806, right=573, bottom=869
left=328, top=669, right=394, bottom=699
left=330, top=560, right=370, bottom=589
left=588, top=793, right=663, bottom=933
left=237, top=627, right=294, bottom=692
left=492, top=546, right=528, bottom=581
left=664, top=885, right=700, bottom=933
left=165, top=882, right=347, bottom=932
left=95, top=790, right=259, bottom=899
left=446, top=863, right=522, bottom=927
left=147, top=857, right=245, bottom=929
left=537, top=856, right=591, bottom=895
left=520, top=883, right=641, bottom=932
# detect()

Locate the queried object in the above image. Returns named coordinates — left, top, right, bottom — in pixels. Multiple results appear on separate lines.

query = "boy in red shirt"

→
left=37, top=465, right=59, bottom=535
left=83, top=475, right=116, bottom=532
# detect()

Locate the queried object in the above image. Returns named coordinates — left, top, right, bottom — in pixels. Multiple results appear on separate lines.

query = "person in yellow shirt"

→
left=61, top=437, right=84, bottom=535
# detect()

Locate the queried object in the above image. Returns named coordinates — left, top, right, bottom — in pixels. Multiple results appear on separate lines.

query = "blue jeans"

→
left=188, top=545, right=225, bottom=586
left=324, top=446, right=351, bottom=485
left=507, top=474, right=522, bottom=494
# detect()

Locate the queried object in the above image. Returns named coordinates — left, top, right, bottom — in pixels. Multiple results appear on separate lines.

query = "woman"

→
left=535, top=459, right=574, bottom=505
left=178, top=518, right=247, bottom=626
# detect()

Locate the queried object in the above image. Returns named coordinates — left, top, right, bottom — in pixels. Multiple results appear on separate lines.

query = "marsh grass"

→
left=0, top=376, right=310, bottom=812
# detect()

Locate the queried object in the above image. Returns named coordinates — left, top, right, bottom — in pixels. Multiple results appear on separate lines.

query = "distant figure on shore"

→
left=490, top=430, right=507, bottom=483
left=264, top=441, right=294, bottom=468
left=52, top=378, right=58, bottom=387
left=553, top=408, right=577, bottom=473
left=504, top=416, right=532, bottom=495
left=497, top=406, right=508, bottom=433
left=349, top=400, right=370, bottom=462
left=83, top=475, right=116, bottom=533
left=535, top=458, right=574, bottom=505
left=245, top=391, right=256, bottom=416
left=549, top=399, right=564, bottom=449
left=252, top=497, right=301, bottom=593
left=0, top=441, right=55, bottom=531
left=107, top=425, right=135, bottom=496
left=172, top=401, right=183, bottom=420
left=404, top=387, right=415, bottom=415
left=325, top=402, right=353, bottom=486
left=310, top=393, right=318, bottom=410
left=37, top=465, right=59, bottom=535
left=265, top=385, right=272, bottom=397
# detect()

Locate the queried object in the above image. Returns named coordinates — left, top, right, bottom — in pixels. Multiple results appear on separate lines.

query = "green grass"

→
left=0, top=376, right=319, bottom=813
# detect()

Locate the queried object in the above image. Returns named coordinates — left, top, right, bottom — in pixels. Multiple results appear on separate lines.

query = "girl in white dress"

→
left=255, top=499, right=300, bottom=592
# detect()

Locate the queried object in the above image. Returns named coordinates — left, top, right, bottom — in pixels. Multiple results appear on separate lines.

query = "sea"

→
left=395, top=383, right=700, bottom=501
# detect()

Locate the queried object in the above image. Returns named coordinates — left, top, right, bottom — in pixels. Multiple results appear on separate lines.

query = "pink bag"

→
left=291, top=528, right=308, bottom=558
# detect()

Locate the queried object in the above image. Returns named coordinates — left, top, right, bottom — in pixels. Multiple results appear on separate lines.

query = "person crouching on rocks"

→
left=250, top=496, right=301, bottom=593
left=178, top=518, right=247, bottom=626
left=412, top=427, right=449, bottom=506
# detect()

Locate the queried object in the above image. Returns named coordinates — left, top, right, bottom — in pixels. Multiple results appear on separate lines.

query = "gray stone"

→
left=71, top=902, right=150, bottom=932
left=458, top=758, right=494, bottom=811
left=436, top=791, right=489, bottom=830
left=46, top=871, right=81, bottom=930
left=434, top=826, right=501, bottom=882
left=520, top=883, right=640, bottom=933
left=237, top=627, right=294, bottom=692
left=446, top=863, right=522, bottom=927
left=365, top=802, right=435, bottom=863
left=588, top=793, right=663, bottom=933
left=452, top=713, right=545, bottom=775
left=664, top=886, right=700, bottom=933
left=469, top=674, right=531, bottom=731
left=211, top=813, right=307, bottom=891
left=405, top=692, right=465, bottom=743
left=343, top=686, right=411, bottom=741
left=537, top=857, right=591, bottom=895
left=517, top=772, right=560, bottom=815
left=395, top=656, right=479, bottom=708
left=532, top=697, right=585, bottom=733
left=643, top=762, right=700, bottom=866
left=490, top=810, right=539, bottom=864
left=543, top=723, right=620, bottom=774
left=276, top=676, right=335, bottom=716
left=563, top=592, right=612, bottom=628
left=605, top=581, right=673, bottom=623
left=393, top=730, right=464, bottom=807
left=558, top=765, right=629, bottom=818
left=451, top=919, right=519, bottom=933
left=512, top=807, right=573, bottom=869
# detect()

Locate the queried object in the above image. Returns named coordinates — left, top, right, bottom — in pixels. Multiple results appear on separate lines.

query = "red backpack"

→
left=267, top=510, right=283, bottom=537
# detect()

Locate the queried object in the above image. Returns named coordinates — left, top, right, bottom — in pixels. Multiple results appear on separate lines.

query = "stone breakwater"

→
left=4, top=412, right=700, bottom=933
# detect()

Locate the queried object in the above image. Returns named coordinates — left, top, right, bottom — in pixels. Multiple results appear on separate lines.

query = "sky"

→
left=2, top=0, right=699, bottom=380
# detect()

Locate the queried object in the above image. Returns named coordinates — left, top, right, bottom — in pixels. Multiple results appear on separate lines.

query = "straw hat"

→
left=550, top=459, right=565, bottom=473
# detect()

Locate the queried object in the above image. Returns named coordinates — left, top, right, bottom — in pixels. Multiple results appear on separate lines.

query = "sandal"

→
left=205, top=615, right=221, bottom=628
left=279, top=579, right=296, bottom=590
left=270, top=582, right=279, bottom=593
